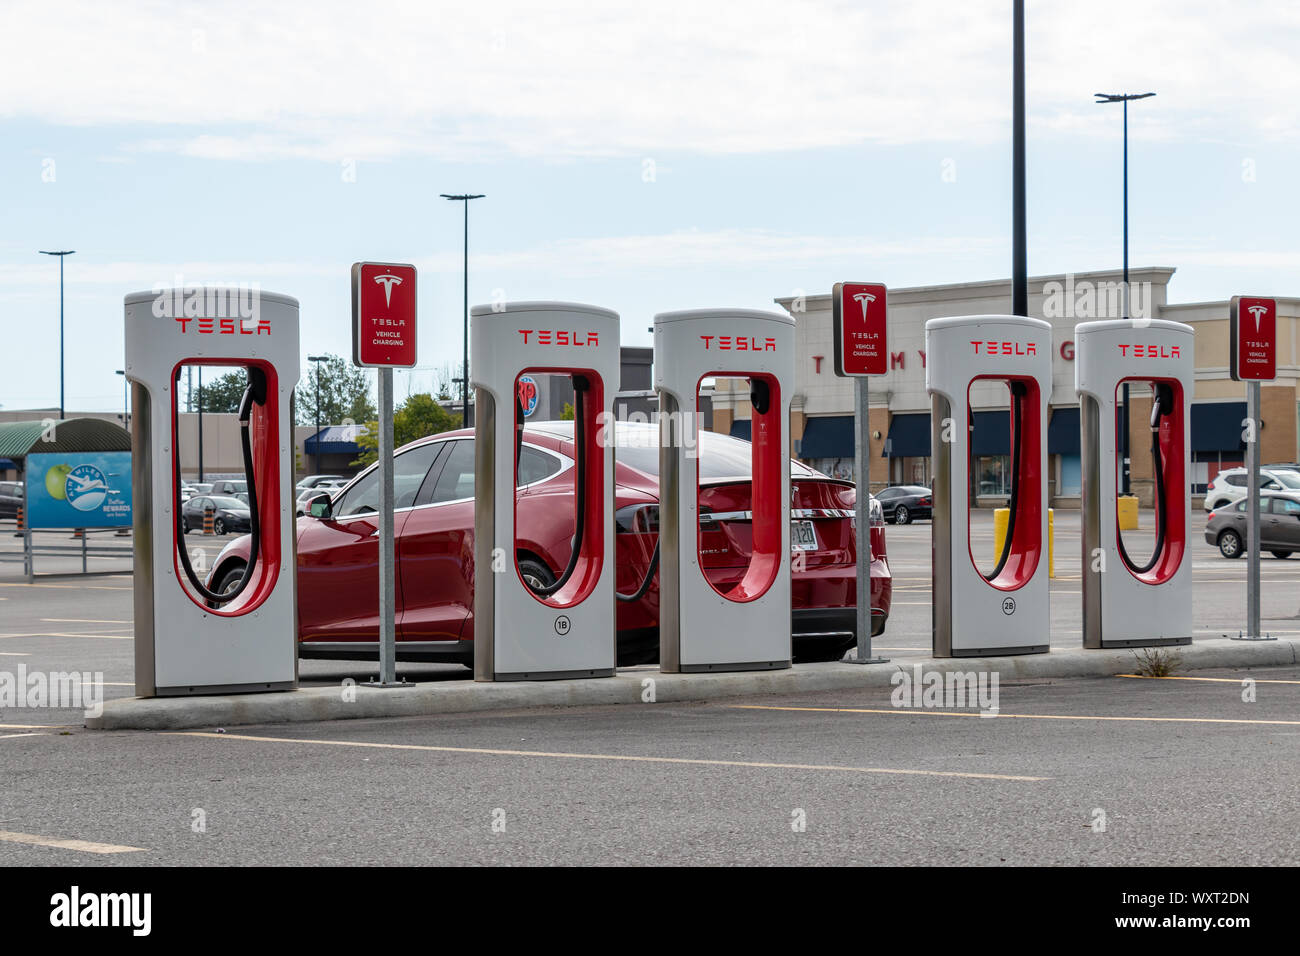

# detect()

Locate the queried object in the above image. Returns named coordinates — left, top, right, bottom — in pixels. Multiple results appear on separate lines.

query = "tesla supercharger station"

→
left=927, top=315, right=1051, bottom=657
left=655, top=308, right=794, bottom=672
left=124, top=288, right=300, bottom=696
left=1076, top=319, right=1194, bottom=648
left=471, top=301, right=620, bottom=681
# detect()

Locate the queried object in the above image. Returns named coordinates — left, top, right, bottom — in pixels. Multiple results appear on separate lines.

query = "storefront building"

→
left=710, top=267, right=1299, bottom=507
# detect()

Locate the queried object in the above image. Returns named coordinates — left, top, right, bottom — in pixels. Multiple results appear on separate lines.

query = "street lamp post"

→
left=440, top=193, right=485, bottom=427
left=115, top=370, right=128, bottom=429
left=1095, top=91, right=1156, bottom=495
left=38, top=250, right=75, bottom=420
left=308, top=355, right=329, bottom=476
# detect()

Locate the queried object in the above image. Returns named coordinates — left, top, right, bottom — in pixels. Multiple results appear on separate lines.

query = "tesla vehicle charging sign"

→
left=25, top=451, right=132, bottom=529
left=352, top=262, right=418, bottom=368
left=832, top=282, right=888, bottom=376
left=1230, top=296, right=1276, bottom=381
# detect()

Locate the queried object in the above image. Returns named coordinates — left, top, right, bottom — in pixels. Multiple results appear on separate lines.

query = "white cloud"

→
left=2, top=0, right=1297, bottom=162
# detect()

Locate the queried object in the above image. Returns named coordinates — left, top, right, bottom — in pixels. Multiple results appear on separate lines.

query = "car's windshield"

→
left=207, top=496, right=247, bottom=510
left=1269, top=471, right=1300, bottom=489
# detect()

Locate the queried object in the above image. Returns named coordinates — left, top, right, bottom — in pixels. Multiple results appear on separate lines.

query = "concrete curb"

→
left=86, top=638, right=1299, bottom=731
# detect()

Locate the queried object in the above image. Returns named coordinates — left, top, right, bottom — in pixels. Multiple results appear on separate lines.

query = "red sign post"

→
left=350, top=261, right=418, bottom=688
left=833, top=281, right=888, bottom=377
left=352, top=262, right=418, bottom=368
left=831, top=281, right=888, bottom=667
left=1230, top=295, right=1276, bottom=382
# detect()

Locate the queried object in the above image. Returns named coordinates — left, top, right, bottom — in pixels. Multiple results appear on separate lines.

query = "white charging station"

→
left=654, top=308, right=794, bottom=672
left=470, top=301, right=620, bottom=681
left=124, top=288, right=300, bottom=696
left=927, top=314, right=1051, bottom=657
left=1077, top=319, right=1194, bottom=648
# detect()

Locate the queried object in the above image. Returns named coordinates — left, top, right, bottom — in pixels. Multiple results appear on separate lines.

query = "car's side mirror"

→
left=308, top=493, right=333, bottom=520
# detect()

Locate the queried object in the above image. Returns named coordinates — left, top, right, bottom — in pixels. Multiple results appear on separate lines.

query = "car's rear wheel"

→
left=518, top=556, right=555, bottom=593
left=216, top=563, right=246, bottom=594
left=894, top=505, right=911, bottom=525
left=1271, top=551, right=1292, bottom=559
left=1218, top=529, right=1243, bottom=559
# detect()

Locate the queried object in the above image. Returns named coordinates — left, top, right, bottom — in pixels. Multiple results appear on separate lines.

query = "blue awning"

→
left=305, top=425, right=368, bottom=455
left=1191, top=402, right=1246, bottom=453
left=1048, top=407, right=1080, bottom=456
left=884, top=413, right=930, bottom=458
left=729, top=419, right=751, bottom=441
left=799, top=415, right=855, bottom=459
left=0, top=458, right=16, bottom=470
left=970, top=410, right=1011, bottom=456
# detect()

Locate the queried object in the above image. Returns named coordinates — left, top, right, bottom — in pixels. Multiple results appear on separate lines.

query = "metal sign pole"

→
left=849, top=376, right=887, bottom=665
left=367, top=366, right=407, bottom=684
left=1236, top=380, right=1272, bottom=640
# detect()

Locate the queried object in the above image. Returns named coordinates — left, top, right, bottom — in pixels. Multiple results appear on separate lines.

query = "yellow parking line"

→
left=731, top=704, right=1300, bottom=726
left=1116, top=673, right=1300, bottom=685
left=0, top=830, right=145, bottom=855
left=170, top=731, right=1048, bottom=782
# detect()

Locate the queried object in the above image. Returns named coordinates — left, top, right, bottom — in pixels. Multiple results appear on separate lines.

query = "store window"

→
left=973, top=456, right=1011, bottom=497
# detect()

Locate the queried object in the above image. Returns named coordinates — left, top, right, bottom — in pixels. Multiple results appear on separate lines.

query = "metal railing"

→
left=0, top=520, right=133, bottom=581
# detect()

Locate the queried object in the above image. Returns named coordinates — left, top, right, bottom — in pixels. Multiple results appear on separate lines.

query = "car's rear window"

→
left=609, top=424, right=821, bottom=481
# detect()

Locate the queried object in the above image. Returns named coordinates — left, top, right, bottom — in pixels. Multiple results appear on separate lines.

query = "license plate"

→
left=792, top=520, right=818, bottom=551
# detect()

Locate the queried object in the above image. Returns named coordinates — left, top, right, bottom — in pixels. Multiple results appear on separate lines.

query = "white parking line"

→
left=0, top=830, right=145, bottom=854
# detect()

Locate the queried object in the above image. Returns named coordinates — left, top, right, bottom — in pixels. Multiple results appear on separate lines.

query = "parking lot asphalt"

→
left=2, top=509, right=1297, bottom=725
left=1, top=511, right=1296, bottom=864
left=0, top=665, right=1296, bottom=865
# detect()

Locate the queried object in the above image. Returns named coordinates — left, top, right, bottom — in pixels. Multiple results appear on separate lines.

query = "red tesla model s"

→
left=207, top=421, right=891, bottom=665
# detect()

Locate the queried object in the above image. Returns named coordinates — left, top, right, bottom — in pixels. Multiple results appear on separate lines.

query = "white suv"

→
left=1204, top=467, right=1300, bottom=511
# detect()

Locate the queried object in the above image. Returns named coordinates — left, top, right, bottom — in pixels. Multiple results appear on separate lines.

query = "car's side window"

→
left=430, top=440, right=476, bottom=503
left=334, top=444, right=442, bottom=517
left=517, top=446, right=563, bottom=486
left=1276, top=499, right=1300, bottom=516
left=334, top=470, right=380, bottom=517
left=1226, top=474, right=1246, bottom=487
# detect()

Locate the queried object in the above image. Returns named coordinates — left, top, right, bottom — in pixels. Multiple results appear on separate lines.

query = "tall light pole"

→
left=115, top=370, right=128, bottom=429
left=39, top=250, right=75, bottom=420
left=1096, top=91, right=1156, bottom=495
left=1012, top=0, right=1027, bottom=318
left=440, top=193, right=485, bottom=427
left=308, top=354, right=329, bottom=475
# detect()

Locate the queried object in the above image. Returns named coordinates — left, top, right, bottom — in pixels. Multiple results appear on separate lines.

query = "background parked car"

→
left=296, top=474, right=345, bottom=493
left=295, top=479, right=347, bottom=516
left=208, top=478, right=247, bottom=497
left=874, top=485, right=932, bottom=524
left=182, top=495, right=251, bottom=535
left=1203, top=467, right=1300, bottom=511
left=209, top=421, right=892, bottom=667
left=0, top=481, right=23, bottom=518
left=1206, top=490, right=1300, bottom=558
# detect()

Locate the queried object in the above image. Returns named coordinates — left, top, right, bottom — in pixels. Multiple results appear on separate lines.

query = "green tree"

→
left=295, top=354, right=377, bottom=428
left=560, top=401, right=575, bottom=421
left=192, top=369, right=249, bottom=414
left=352, top=393, right=462, bottom=467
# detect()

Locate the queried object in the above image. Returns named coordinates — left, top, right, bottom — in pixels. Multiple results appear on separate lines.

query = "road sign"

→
left=352, top=262, right=417, bottom=368
left=832, top=281, right=888, bottom=377
left=1230, top=296, right=1276, bottom=382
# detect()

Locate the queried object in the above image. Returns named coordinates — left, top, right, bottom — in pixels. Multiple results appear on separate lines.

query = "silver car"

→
left=1205, top=490, right=1300, bottom=559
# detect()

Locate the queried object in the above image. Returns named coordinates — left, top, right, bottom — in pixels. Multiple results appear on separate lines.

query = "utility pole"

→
left=38, top=250, right=75, bottom=420
left=440, top=193, right=485, bottom=427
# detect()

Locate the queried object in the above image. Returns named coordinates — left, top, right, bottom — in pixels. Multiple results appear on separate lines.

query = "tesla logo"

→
left=699, top=335, right=777, bottom=351
left=518, top=330, right=599, bottom=346
left=971, top=341, right=1037, bottom=356
left=1118, top=344, right=1181, bottom=358
left=1248, top=304, right=1269, bottom=332
left=853, top=292, right=876, bottom=319
left=174, top=316, right=271, bottom=335
left=373, top=273, right=402, bottom=306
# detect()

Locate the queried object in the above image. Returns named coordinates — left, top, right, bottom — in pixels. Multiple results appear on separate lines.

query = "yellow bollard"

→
left=1117, top=495, right=1139, bottom=531
left=992, top=506, right=1054, bottom=577
left=992, top=507, right=1009, bottom=565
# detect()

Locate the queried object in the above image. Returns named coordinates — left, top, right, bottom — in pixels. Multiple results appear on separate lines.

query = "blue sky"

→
left=2, top=0, right=1298, bottom=413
